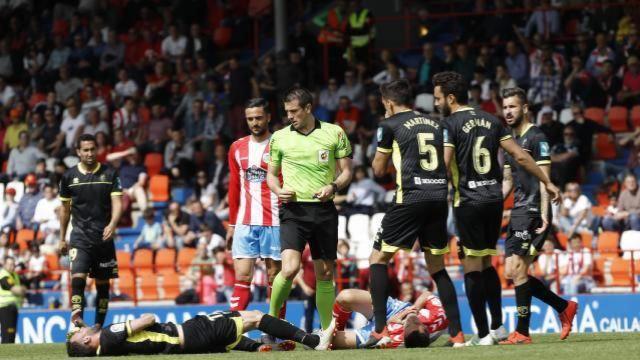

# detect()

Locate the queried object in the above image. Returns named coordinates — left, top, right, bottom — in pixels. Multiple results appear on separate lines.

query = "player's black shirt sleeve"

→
left=376, top=122, right=394, bottom=153
left=98, top=322, right=130, bottom=356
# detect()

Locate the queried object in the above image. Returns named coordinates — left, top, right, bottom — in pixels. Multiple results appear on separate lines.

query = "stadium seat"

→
left=114, top=271, right=135, bottom=300
left=133, top=249, right=154, bottom=275
left=631, top=105, right=640, bottom=128
left=338, top=215, right=348, bottom=240
left=579, top=232, right=593, bottom=249
left=556, top=232, right=569, bottom=249
left=584, top=107, right=605, bottom=124
left=45, top=253, right=60, bottom=280
left=116, top=251, right=132, bottom=270
left=15, top=229, right=34, bottom=251
left=348, top=214, right=372, bottom=268
left=137, top=274, right=159, bottom=300
left=597, top=231, right=620, bottom=254
left=591, top=206, right=606, bottom=217
left=177, top=248, right=197, bottom=274
left=160, top=272, right=181, bottom=299
left=171, top=187, right=193, bottom=205
left=144, top=153, right=163, bottom=177
left=594, top=134, right=617, bottom=160
left=610, top=258, right=632, bottom=286
left=607, top=106, right=629, bottom=132
left=149, top=175, right=170, bottom=202
left=415, top=93, right=435, bottom=113
left=559, top=107, right=573, bottom=125
left=620, top=230, right=640, bottom=260
left=155, top=248, right=176, bottom=274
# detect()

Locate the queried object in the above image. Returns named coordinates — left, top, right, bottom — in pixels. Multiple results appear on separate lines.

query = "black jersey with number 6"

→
left=377, top=110, right=448, bottom=204
left=443, top=108, right=512, bottom=207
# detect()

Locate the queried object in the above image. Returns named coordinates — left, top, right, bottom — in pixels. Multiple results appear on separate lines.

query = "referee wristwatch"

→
left=331, top=182, right=339, bottom=194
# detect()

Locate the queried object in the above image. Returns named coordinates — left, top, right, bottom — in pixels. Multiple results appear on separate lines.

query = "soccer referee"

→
left=59, top=133, right=123, bottom=329
left=267, top=87, right=353, bottom=330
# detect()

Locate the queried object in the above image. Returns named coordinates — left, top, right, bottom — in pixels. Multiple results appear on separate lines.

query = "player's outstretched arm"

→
left=128, top=313, right=156, bottom=335
left=501, top=138, right=561, bottom=203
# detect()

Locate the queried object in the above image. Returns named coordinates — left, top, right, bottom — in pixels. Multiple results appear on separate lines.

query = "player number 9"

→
left=473, top=136, right=491, bottom=174
left=416, top=132, right=438, bottom=171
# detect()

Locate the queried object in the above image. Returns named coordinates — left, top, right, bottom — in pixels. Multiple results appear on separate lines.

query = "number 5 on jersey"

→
left=417, top=133, right=438, bottom=171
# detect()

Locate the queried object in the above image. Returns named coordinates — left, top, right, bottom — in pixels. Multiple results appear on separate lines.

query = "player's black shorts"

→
left=69, top=240, right=118, bottom=279
left=373, top=201, right=449, bottom=255
left=505, top=212, right=549, bottom=257
left=280, top=202, right=338, bottom=260
left=454, top=202, right=503, bottom=257
left=182, top=311, right=243, bottom=353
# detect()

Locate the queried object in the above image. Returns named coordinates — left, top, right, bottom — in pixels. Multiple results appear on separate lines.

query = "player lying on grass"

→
left=329, top=289, right=449, bottom=349
left=66, top=309, right=333, bottom=357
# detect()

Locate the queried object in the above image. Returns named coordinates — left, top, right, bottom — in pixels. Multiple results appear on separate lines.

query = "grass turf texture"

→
left=1, top=333, right=638, bottom=360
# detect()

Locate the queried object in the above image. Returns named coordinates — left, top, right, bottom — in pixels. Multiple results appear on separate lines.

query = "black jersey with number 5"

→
left=377, top=110, right=448, bottom=204
left=443, top=108, right=512, bottom=207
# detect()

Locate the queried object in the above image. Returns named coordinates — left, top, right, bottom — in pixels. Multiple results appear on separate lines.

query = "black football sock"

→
left=233, top=336, right=263, bottom=352
left=431, top=269, right=462, bottom=336
left=515, top=281, right=532, bottom=336
left=369, top=264, right=389, bottom=333
left=528, top=276, right=568, bottom=313
left=95, top=282, right=110, bottom=326
left=258, top=314, right=319, bottom=348
left=71, top=277, right=86, bottom=321
left=464, top=271, right=489, bottom=338
left=482, top=266, right=503, bottom=330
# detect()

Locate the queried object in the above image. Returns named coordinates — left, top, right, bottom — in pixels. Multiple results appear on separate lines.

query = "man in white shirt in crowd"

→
left=559, top=233, right=594, bottom=295
left=161, top=24, right=187, bottom=63
left=83, top=108, right=110, bottom=136
left=59, top=98, right=85, bottom=152
left=32, top=185, right=61, bottom=235
left=7, top=131, right=46, bottom=178
left=114, top=68, right=138, bottom=100
left=557, top=182, right=592, bottom=238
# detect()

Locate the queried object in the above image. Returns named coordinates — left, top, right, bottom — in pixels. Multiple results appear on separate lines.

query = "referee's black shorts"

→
left=70, top=240, right=119, bottom=279
left=373, top=201, right=449, bottom=255
left=454, top=202, right=503, bottom=257
left=279, top=202, right=338, bottom=260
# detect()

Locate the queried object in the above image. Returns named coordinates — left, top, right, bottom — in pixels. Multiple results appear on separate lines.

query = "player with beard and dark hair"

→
left=227, top=98, right=287, bottom=344
left=432, top=72, right=561, bottom=346
left=500, top=87, right=577, bottom=345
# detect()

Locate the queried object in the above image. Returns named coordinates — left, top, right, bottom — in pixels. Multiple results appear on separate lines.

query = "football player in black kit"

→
left=66, top=309, right=334, bottom=356
left=432, top=72, right=561, bottom=346
left=500, top=87, right=577, bottom=345
left=364, top=79, right=464, bottom=348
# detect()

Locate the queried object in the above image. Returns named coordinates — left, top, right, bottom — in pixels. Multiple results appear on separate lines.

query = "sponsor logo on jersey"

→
left=98, top=259, right=118, bottom=268
left=468, top=179, right=498, bottom=188
left=414, top=177, right=447, bottom=185
left=318, top=149, right=329, bottom=163
left=540, top=141, right=550, bottom=157
left=245, top=165, right=267, bottom=183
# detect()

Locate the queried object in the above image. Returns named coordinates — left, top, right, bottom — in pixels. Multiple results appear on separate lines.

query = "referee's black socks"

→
left=464, top=271, right=489, bottom=338
left=482, top=266, right=503, bottom=330
left=369, top=263, right=389, bottom=333
left=70, top=277, right=86, bottom=321
left=95, top=281, right=110, bottom=327
left=258, top=314, right=319, bottom=349
left=431, top=269, right=462, bottom=336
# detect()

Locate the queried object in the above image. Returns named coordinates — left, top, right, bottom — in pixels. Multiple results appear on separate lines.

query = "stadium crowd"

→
left=0, top=0, right=639, bottom=312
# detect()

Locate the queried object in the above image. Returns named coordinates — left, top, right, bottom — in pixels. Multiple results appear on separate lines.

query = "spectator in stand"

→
left=25, top=245, right=47, bottom=291
left=564, top=56, right=598, bottom=106
left=567, top=104, right=614, bottom=169
left=596, top=60, right=622, bottom=107
left=529, top=59, right=561, bottom=108
left=619, top=127, right=640, bottom=170
left=54, top=65, right=83, bottom=103
left=337, top=69, right=365, bottom=109
left=212, top=245, right=234, bottom=303
left=586, top=33, right=616, bottom=77
left=417, top=42, right=443, bottom=93
left=187, top=241, right=214, bottom=304
left=471, top=66, right=491, bottom=101
left=203, top=102, right=229, bottom=145
left=551, top=125, right=581, bottom=188
left=0, top=76, right=16, bottom=107
left=340, top=165, right=385, bottom=216
left=0, top=39, right=13, bottom=79
left=336, top=240, right=358, bottom=289
left=44, top=35, right=70, bottom=73
left=536, top=240, right=559, bottom=288
left=134, top=208, right=164, bottom=251
left=59, top=98, right=85, bottom=152
left=373, top=61, right=405, bottom=85
left=193, top=170, right=217, bottom=211
left=83, top=108, right=109, bottom=136
left=525, top=0, right=560, bottom=39
left=557, top=182, right=593, bottom=239
left=7, top=131, right=45, bottom=179
left=114, top=68, right=138, bottom=100
left=602, top=173, right=640, bottom=231
left=618, top=54, right=640, bottom=106
left=183, top=98, right=206, bottom=146
left=539, top=106, right=564, bottom=147
left=3, top=109, right=28, bottom=152
left=185, top=23, right=213, bottom=63
left=495, top=64, right=517, bottom=94
left=112, top=96, right=140, bottom=143
left=80, top=86, right=108, bottom=118
left=335, top=96, right=361, bottom=140
left=217, top=55, right=256, bottom=138
left=505, top=40, right=528, bottom=87
left=68, top=35, right=94, bottom=78
left=209, top=143, right=229, bottom=199
left=0, top=188, right=18, bottom=233
left=161, top=24, right=187, bottom=63
left=140, top=103, right=173, bottom=154
left=164, top=127, right=195, bottom=184
left=99, top=29, right=124, bottom=78
left=32, top=185, right=61, bottom=234
left=559, top=233, right=594, bottom=295
left=319, top=77, right=341, bottom=116
left=175, top=78, right=203, bottom=123
left=16, top=174, right=43, bottom=232
left=185, top=200, right=226, bottom=248
left=108, top=148, right=148, bottom=211
left=453, top=43, right=475, bottom=83
left=163, top=201, right=190, bottom=249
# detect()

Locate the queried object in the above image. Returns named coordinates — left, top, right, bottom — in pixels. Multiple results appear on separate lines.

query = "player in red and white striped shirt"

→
left=226, top=98, right=286, bottom=323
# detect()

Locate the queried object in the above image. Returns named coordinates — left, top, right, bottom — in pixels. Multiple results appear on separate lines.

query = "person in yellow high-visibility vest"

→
left=347, top=0, right=375, bottom=64
left=0, top=256, right=26, bottom=343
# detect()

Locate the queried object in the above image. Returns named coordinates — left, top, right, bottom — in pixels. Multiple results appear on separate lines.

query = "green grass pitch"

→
left=1, top=333, right=638, bottom=360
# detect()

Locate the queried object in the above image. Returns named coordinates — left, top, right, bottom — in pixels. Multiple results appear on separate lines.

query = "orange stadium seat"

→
left=594, top=134, right=617, bottom=160
left=155, top=248, right=176, bottom=274
left=591, top=206, right=606, bottom=217
left=133, top=249, right=154, bottom=275
left=579, top=232, right=593, bottom=249
left=607, top=106, right=629, bottom=132
left=45, top=253, right=60, bottom=280
left=144, top=153, right=164, bottom=177
left=597, top=231, right=620, bottom=254
left=149, top=175, right=170, bottom=202
left=177, top=248, right=197, bottom=274
left=114, top=271, right=135, bottom=300
left=137, top=274, right=159, bottom=300
left=161, top=272, right=181, bottom=299
left=611, top=258, right=632, bottom=286
left=556, top=232, right=569, bottom=249
left=15, top=229, right=34, bottom=251
left=116, top=251, right=131, bottom=270
left=631, top=105, right=640, bottom=128
left=584, top=107, right=605, bottom=124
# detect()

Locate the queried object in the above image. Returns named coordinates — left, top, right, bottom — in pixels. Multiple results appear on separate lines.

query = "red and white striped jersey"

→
left=228, top=136, right=279, bottom=226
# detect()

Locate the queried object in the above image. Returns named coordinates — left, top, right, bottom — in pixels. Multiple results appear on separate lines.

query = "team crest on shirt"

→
left=318, top=149, right=329, bottom=163
left=99, top=174, right=106, bottom=181
left=246, top=165, right=267, bottom=183
left=72, top=177, right=79, bottom=184
left=540, top=142, right=550, bottom=157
